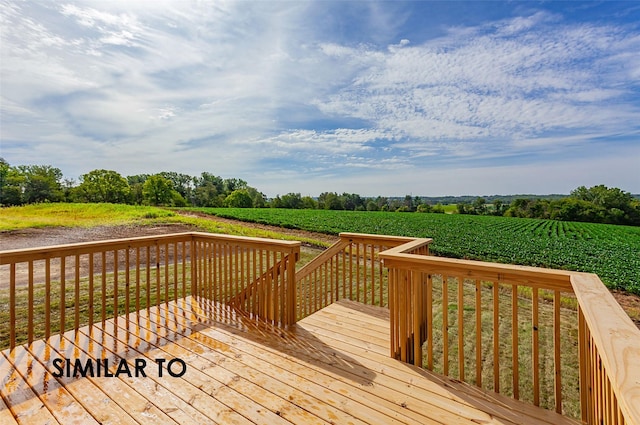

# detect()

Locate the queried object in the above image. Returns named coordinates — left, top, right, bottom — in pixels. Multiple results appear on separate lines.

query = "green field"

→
left=187, top=208, right=640, bottom=294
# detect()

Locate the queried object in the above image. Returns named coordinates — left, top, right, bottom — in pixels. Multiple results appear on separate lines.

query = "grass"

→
left=0, top=203, right=330, bottom=247
left=0, top=203, right=176, bottom=230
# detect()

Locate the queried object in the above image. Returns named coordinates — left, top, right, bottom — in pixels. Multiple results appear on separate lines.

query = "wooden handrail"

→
left=380, top=253, right=574, bottom=291
left=572, top=273, right=640, bottom=424
left=380, top=242, right=640, bottom=423
left=295, top=238, right=349, bottom=282
left=295, top=233, right=430, bottom=319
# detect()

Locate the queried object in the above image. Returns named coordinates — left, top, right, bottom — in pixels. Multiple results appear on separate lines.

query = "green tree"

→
left=78, top=169, right=130, bottom=203
left=301, top=196, right=318, bottom=209
left=160, top=172, right=194, bottom=203
left=245, top=187, right=267, bottom=208
left=142, top=175, right=173, bottom=206
left=318, top=192, right=343, bottom=210
left=193, top=173, right=224, bottom=207
left=416, top=203, right=432, bottom=213
left=127, top=174, right=149, bottom=205
left=280, top=193, right=303, bottom=209
left=223, top=178, right=247, bottom=194
left=473, top=197, right=487, bottom=215
left=225, top=189, right=253, bottom=208
left=19, top=165, right=63, bottom=203
left=0, top=158, right=24, bottom=205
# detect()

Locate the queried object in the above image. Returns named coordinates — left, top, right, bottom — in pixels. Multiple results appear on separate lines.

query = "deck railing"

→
left=294, top=232, right=430, bottom=319
left=379, top=243, right=640, bottom=424
left=2, top=231, right=638, bottom=424
left=0, top=232, right=300, bottom=350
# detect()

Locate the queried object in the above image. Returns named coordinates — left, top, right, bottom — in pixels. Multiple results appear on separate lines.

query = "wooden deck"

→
left=1, top=298, right=578, bottom=425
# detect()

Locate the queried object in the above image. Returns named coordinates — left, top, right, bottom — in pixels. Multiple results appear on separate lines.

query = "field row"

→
left=189, top=208, right=640, bottom=294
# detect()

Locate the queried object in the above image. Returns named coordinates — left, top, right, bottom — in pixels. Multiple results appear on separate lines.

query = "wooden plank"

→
left=175, top=298, right=572, bottom=425
left=0, top=346, right=60, bottom=424
left=292, top=302, right=577, bottom=425
left=159, top=303, right=496, bottom=425
left=187, top=301, right=558, bottom=425
left=0, top=391, right=19, bottom=425
left=5, top=344, right=100, bottom=424
left=104, top=310, right=321, bottom=425
left=152, top=298, right=470, bottom=424
left=72, top=324, right=242, bottom=425
left=50, top=330, right=176, bottom=425
left=1, top=293, right=582, bottom=425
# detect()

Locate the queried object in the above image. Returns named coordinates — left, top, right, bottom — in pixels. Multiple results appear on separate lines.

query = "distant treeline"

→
left=1, top=159, right=639, bottom=226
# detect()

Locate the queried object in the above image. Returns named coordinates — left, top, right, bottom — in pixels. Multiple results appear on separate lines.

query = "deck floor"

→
left=1, top=297, right=577, bottom=425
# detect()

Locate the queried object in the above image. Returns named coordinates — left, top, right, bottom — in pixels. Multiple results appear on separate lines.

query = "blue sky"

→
left=1, top=1, right=639, bottom=197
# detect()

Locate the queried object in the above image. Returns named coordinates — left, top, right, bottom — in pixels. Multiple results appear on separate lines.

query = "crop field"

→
left=187, top=208, right=640, bottom=294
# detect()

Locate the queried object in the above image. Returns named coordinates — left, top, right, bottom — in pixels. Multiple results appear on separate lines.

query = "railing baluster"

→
left=125, top=250, right=130, bottom=330
left=413, top=271, right=421, bottom=367
left=371, top=244, right=376, bottom=306
left=174, top=243, right=179, bottom=302
left=155, top=243, right=160, bottom=308
left=554, top=289, right=562, bottom=413
left=475, top=279, right=482, bottom=387
left=28, top=260, right=34, bottom=344
left=512, top=284, right=519, bottom=400
left=9, top=263, right=16, bottom=349
left=443, top=274, right=449, bottom=376
left=427, top=273, right=433, bottom=371
left=532, top=287, right=540, bottom=406
left=101, top=252, right=106, bottom=324
left=60, top=256, right=66, bottom=336
left=458, top=276, right=464, bottom=381
left=181, top=241, right=186, bottom=299
left=113, top=249, right=118, bottom=329
left=146, top=246, right=151, bottom=309
left=164, top=242, right=169, bottom=305
left=74, top=254, right=80, bottom=332
left=493, top=280, right=500, bottom=393
left=45, top=258, right=51, bottom=340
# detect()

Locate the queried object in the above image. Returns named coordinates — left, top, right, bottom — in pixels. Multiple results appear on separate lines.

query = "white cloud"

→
left=1, top=1, right=638, bottom=195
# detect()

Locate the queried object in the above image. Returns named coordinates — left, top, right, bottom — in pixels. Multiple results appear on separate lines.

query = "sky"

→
left=1, top=1, right=639, bottom=197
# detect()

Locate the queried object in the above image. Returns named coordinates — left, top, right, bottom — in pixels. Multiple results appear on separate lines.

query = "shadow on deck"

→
left=1, top=297, right=576, bottom=425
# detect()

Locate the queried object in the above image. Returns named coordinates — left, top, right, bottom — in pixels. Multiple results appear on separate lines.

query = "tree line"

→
left=1, top=159, right=639, bottom=226
left=0, top=159, right=266, bottom=208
